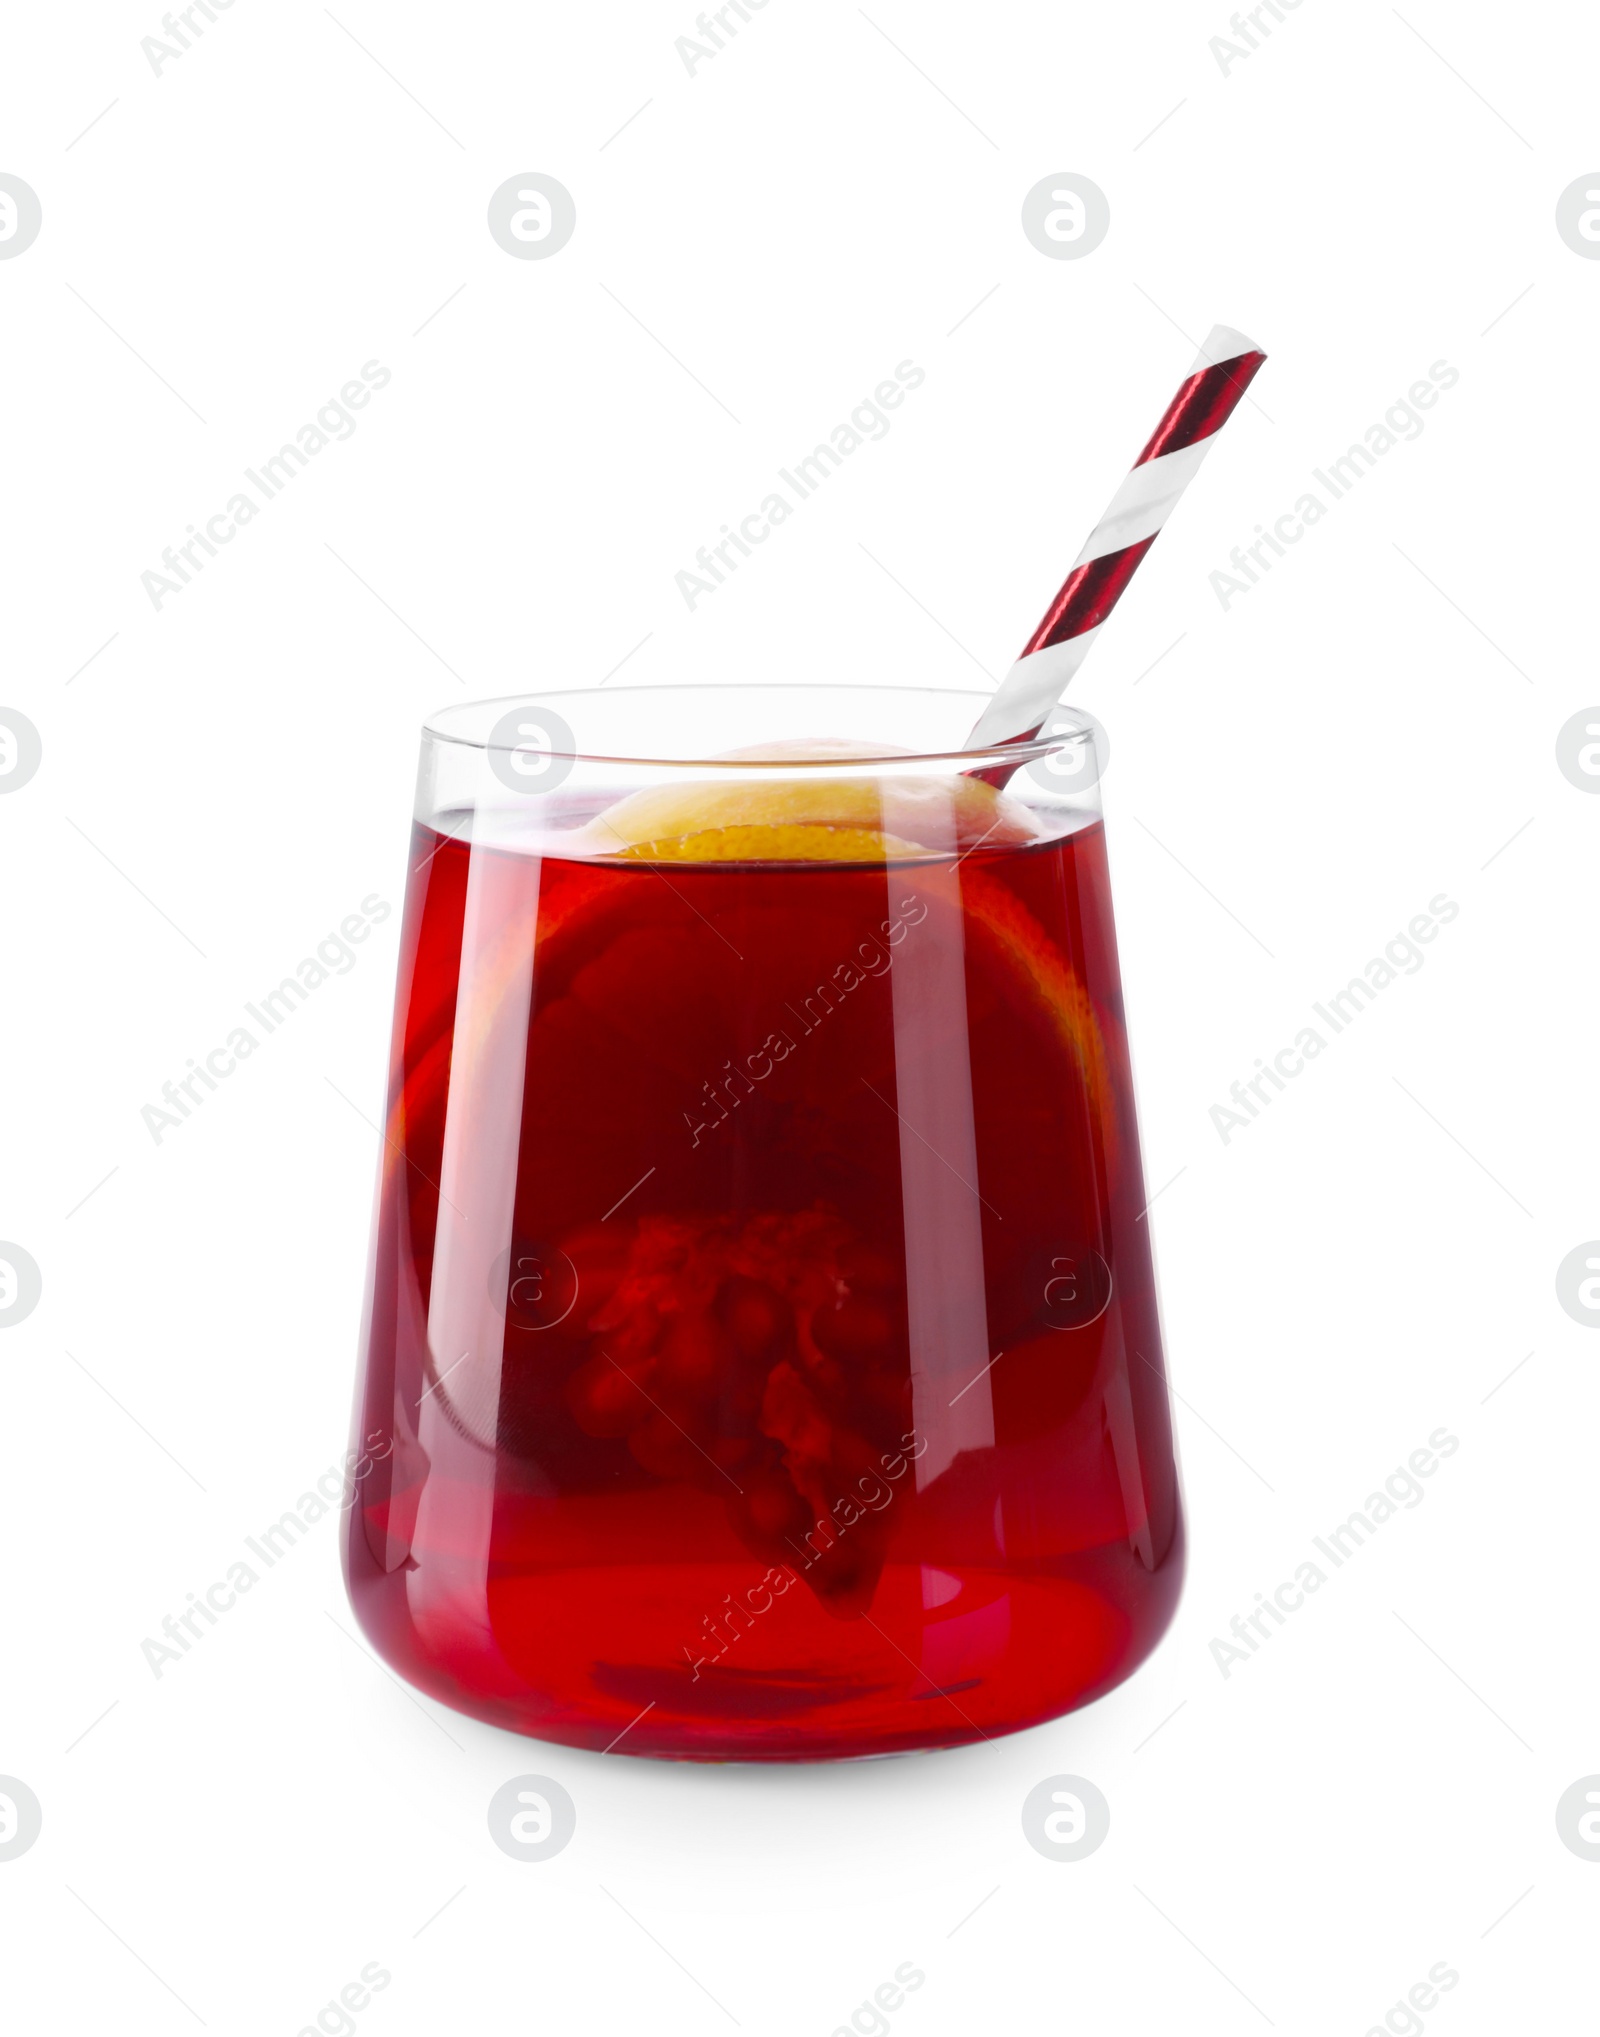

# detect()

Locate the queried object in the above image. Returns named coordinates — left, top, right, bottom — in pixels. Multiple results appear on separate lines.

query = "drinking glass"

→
left=342, top=685, right=1183, bottom=1759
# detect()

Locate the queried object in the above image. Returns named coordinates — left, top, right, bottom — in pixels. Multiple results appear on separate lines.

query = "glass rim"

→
left=422, top=683, right=1088, bottom=771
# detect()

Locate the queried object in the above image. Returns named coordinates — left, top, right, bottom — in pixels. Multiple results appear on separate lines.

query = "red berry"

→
left=717, top=1276, right=790, bottom=1363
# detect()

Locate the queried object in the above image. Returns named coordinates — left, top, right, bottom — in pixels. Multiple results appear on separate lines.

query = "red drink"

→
left=344, top=755, right=1183, bottom=1759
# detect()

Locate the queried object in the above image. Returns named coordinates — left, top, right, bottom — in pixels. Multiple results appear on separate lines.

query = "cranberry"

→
left=717, top=1276, right=791, bottom=1363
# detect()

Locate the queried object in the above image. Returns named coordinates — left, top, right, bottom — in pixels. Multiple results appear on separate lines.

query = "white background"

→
left=2, top=0, right=1596, bottom=2030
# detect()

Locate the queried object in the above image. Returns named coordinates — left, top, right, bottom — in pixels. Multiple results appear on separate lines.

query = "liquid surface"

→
left=344, top=812, right=1183, bottom=1758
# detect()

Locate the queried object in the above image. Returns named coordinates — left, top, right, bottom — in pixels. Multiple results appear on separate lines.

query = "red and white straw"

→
left=966, top=323, right=1266, bottom=749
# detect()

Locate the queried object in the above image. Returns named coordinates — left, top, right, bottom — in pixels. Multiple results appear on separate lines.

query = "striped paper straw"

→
left=966, top=324, right=1266, bottom=749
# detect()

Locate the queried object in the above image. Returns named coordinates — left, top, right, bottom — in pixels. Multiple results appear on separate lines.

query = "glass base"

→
left=345, top=1527, right=1183, bottom=1762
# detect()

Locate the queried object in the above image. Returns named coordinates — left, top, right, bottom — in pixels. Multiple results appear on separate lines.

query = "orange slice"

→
left=386, top=751, right=1118, bottom=1178
left=578, top=736, right=1041, bottom=865
left=611, top=823, right=929, bottom=865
